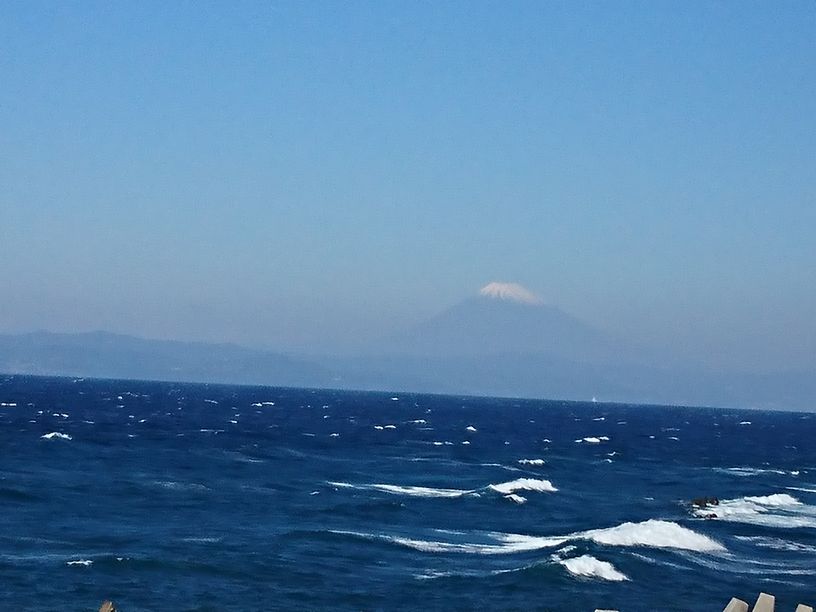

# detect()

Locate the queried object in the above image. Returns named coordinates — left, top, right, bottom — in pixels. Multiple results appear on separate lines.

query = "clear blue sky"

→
left=1, top=1, right=813, bottom=370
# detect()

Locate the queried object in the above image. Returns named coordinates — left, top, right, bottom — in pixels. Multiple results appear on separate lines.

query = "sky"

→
left=1, top=1, right=814, bottom=371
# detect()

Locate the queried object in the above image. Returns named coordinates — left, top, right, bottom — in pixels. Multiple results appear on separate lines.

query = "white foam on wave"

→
left=466, top=425, right=477, bottom=432
left=66, top=559, right=92, bottom=566
left=328, top=482, right=471, bottom=498
left=745, top=493, right=801, bottom=506
left=735, top=535, right=816, bottom=553
left=581, top=519, right=725, bottom=552
left=337, top=519, right=722, bottom=558
left=330, top=476, right=558, bottom=500
left=788, top=486, right=816, bottom=494
left=41, top=432, right=72, bottom=440
left=408, top=532, right=567, bottom=555
left=694, top=493, right=816, bottom=528
left=488, top=478, right=558, bottom=494
left=333, top=530, right=566, bottom=555
left=558, top=555, right=628, bottom=581
left=517, top=459, right=546, bottom=466
left=575, top=436, right=609, bottom=444
left=717, top=467, right=798, bottom=477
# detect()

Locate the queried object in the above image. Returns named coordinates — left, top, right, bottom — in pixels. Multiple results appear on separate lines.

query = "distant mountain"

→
left=379, top=284, right=643, bottom=365
left=0, top=331, right=332, bottom=388
left=1, top=284, right=813, bottom=411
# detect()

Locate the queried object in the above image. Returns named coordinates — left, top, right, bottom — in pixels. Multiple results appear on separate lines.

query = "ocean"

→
left=0, top=375, right=814, bottom=611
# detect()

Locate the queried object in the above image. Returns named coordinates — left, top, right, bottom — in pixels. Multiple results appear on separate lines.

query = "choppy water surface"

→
left=1, top=375, right=814, bottom=611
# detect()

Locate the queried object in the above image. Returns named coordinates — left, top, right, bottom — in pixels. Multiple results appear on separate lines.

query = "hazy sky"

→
left=1, top=1, right=814, bottom=371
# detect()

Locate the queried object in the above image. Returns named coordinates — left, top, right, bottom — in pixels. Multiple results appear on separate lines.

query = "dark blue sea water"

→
left=1, top=375, right=814, bottom=611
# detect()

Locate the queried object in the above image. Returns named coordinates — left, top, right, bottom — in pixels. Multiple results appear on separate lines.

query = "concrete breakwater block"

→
left=723, top=593, right=814, bottom=612
left=724, top=598, right=750, bottom=612
left=753, top=593, right=775, bottom=612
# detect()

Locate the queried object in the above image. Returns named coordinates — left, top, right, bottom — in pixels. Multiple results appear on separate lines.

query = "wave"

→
left=693, top=492, right=816, bottom=528
left=715, top=467, right=799, bottom=477
left=328, top=482, right=472, bottom=498
left=336, top=530, right=568, bottom=555
left=582, top=519, right=725, bottom=552
left=334, top=519, right=722, bottom=557
left=488, top=478, right=558, bottom=494
left=41, top=432, right=71, bottom=440
left=517, top=459, right=546, bottom=466
left=575, top=436, right=609, bottom=444
left=558, top=554, right=628, bottom=581
left=735, top=536, right=816, bottom=553
left=330, top=477, right=558, bottom=499
left=66, top=559, right=93, bottom=566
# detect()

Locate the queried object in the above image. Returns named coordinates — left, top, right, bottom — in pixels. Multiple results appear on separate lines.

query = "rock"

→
left=691, top=496, right=719, bottom=508
left=99, top=601, right=116, bottom=612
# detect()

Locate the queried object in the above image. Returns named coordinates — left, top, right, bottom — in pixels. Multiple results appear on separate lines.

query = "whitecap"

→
left=692, top=493, right=816, bottom=528
left=337, top=519, right=720, bottom=557
left=576, top=436, right=609, bottom=444
left=581, top=519, right=725, bottom=552
left=716, top=467, right=795, bottom=477
left=384, top=532, right=567, bottom=555
left=328, top=482, right=471, bottom=498
left=518, top=459, right=546, bottom=466
left=735, top=536, right=816, bottom=553
left=504, top=494, right=527, bottom=504
left=559, top=555, right=628, bottom=581
left=41, top=432, right=72, bottom=440
left=66, top=559, right=92, bottom=566
left=488, top=478, right=558, bottom=494
left=466, top=425, right=477, bottom=432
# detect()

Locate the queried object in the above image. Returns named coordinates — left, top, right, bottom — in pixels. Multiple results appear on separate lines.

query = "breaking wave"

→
left=558, top=554, right=629, bottom=581
left=330, top=477, right=558, bottom=499
left=328, top=482, right=472, bottom=498
left=582, top=519, right=725, bottom=552
left=692, top=493, right=816, bottom=528
left=41, top=432, right=72, bottom=440
left=488, top=478, right=558, bottom=494
left=334, top=519, right=723, bottom=556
